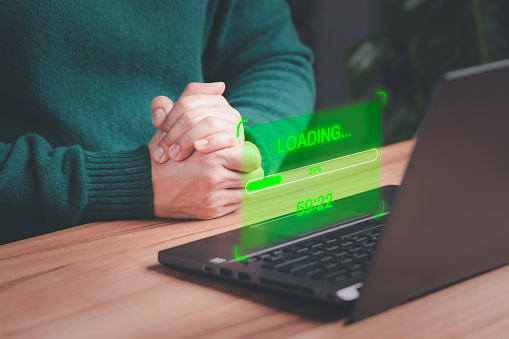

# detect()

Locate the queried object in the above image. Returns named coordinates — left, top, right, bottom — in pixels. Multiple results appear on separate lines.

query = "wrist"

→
left=150, top=148, right=179, bottom=219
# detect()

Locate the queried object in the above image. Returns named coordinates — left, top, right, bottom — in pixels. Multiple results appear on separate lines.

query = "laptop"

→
left=158, top=59, right=509, bottom=322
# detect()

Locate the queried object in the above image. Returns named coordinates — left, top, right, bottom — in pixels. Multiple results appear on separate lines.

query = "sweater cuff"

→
left=80, top=145, right=154, bottom=223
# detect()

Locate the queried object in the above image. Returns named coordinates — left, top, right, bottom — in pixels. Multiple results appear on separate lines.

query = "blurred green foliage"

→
left=345, top=0, right=509, bottom=144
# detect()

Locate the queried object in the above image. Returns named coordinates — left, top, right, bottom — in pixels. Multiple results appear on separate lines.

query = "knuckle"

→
left=162, top=133, right=176, bottom=146
left=180, top=111, right=197, bottom=127
left=203, top=116, right=219, bottom=130
left=226, top=132, right=238, bottom=144
left=160, top=115, right=175, bottom=131
left=197, top=192, right=223, bottom=219
left=202, top=171, right=220, bottom=189
left=257, top=167, right=265, bottom=178
left=185, top=82, right=199, bottom=92
left=216, top=132, right=236, bottom=146
left=173, top=100, right=186, bottom=114
left=231, top=107, right=241, bottom=120
left=203, top=192, right=218, bottom=206
left=202, top=180, right=215, bottom=192
left=177, top=133, right=192, bottom=148
left=218, top=95, right=228, bottom=106
left=178, top=96, right=194, bottom=110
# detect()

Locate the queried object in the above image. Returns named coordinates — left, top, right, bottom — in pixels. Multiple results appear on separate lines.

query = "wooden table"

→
left=2, top=139, right=509, bottom=338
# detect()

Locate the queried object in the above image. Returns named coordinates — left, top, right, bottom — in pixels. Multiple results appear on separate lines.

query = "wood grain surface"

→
left=3, top=139, right=508, bottom=339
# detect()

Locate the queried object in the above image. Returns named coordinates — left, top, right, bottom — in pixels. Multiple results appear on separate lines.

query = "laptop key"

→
left=329, top=274, right=349, bottom=283
left=262, top=255, right=309, bottom=269
left=325, top=245, right=339, bottom=251
left=349, top=263, right=362, bottom=270
left=354, top=253, right=367, bottom=260
left=334, top=251, right=348, bottom=258
left=246, top=257, right=259, bottom=264
left=295, top=266, right=323, bottom=277
left=263, top=256, right=283, bottom=262
left=340, top=258, right=353, bottom=265
left=321, top=262, right=338, bottom=270
left=350, top=270, right=363, bottom=277
left=317, top=255, right=333, bottom=262
left=260, top=223, right=385, bottom=279
left=363, top=241, right=377, bottom=247
left=309, top=242, right=324, bottom=248
left=286, top=245, right=308, bottom=253
left=311, top=268, right=347, bottom=280
left=282, top=261, right=318, bottom=273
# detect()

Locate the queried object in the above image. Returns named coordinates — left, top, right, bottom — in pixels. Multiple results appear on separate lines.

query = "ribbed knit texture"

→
left=81, top=146, right=153, bottom=223
left=0, top=0, right=315, bottom=244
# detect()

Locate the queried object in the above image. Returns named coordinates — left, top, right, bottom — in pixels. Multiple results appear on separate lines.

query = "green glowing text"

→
left=296, top=194, right=333, bottom=216
left=277, top=125, right=351, bottom=153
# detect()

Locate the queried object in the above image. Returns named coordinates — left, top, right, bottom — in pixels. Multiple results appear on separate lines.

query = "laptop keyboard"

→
left=246, top=224, right=384, bottom=284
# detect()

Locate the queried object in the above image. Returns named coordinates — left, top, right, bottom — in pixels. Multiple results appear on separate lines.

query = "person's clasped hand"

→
left=148, top=82, right=264, bottom=219
left=151, top=82, right=245, bottom=163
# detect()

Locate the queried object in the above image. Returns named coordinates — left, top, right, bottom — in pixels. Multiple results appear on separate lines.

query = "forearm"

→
left=0, top=134, right=153, bottom=244
left=225, top=54, right=315, bottom=174
left=203, top=0, right=316, bottom=174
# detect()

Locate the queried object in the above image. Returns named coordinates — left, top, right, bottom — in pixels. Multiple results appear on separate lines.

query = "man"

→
left=0, top=0, right=315, bottom=244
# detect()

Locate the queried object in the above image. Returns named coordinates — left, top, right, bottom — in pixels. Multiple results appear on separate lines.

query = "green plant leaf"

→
left=344, top=0, right=509, bottom=145
left=344, top=34, right=396, bottom=98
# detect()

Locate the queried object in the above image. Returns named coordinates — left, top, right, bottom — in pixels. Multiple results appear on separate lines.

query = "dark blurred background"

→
left=285, top=0, right=509, bottom=145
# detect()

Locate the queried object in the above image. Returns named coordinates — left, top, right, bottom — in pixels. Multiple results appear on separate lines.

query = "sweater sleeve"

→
left=202, top=0, right=316, bottom=174
left=0, top=134, right=153, bottom=244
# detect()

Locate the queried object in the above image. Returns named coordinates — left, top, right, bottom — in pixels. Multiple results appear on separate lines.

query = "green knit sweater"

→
left=0, top=0, right=315, bottom=244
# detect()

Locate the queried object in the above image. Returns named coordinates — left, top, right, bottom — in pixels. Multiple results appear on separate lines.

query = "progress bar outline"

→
left=244, top=148, right=379, bottom=195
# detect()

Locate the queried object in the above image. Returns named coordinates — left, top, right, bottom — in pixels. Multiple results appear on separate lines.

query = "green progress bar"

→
left=246, top=175, right=282, bottom=193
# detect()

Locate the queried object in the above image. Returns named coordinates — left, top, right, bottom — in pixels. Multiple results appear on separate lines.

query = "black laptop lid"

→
left=351, top=59, right=509, bottom=321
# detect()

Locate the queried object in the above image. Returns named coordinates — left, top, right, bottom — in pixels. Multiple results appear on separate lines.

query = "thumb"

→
left=151, top=96, right=174, bottom=129
left=240, top=141, right=262, bottom=173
